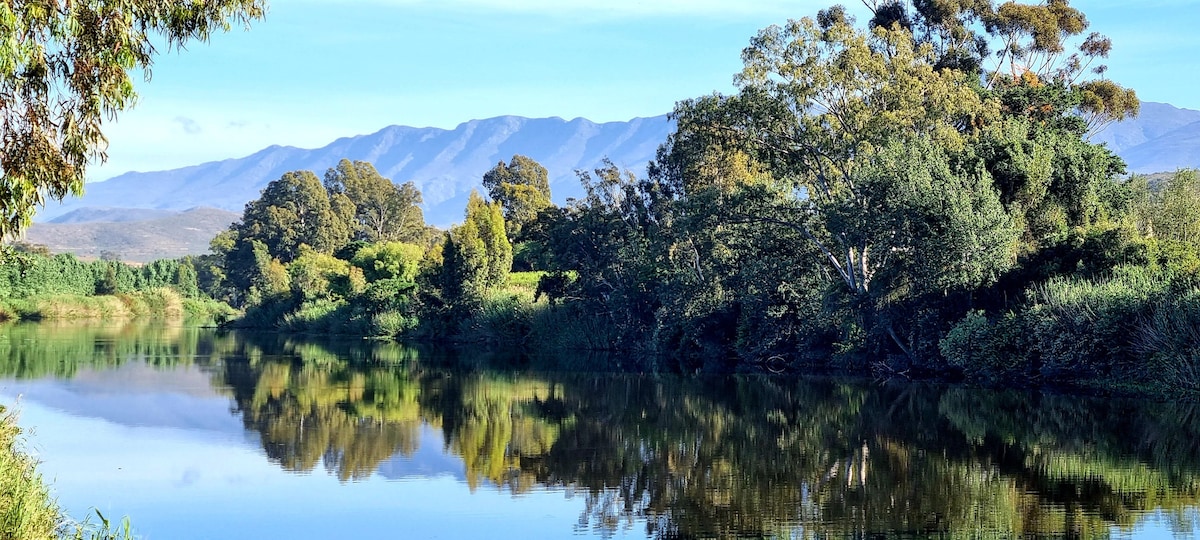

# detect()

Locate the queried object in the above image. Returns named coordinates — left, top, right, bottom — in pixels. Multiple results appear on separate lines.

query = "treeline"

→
left=203, top=1, right=1200, bottom=393
left=0, top=246, right=200, bottom=299
left=0, top=245, right=229, bottom=321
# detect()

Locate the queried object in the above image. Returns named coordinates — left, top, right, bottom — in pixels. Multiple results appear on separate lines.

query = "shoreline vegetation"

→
left=0, top=249, right=234, bottom=323
left=3, top=1, right=1199, bottom=401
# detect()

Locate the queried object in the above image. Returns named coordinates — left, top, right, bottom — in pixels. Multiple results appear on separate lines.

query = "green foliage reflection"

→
left=7, top=323, right=1200, bottom=538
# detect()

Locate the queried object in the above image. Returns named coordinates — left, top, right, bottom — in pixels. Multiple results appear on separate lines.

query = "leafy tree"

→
left=481, top=155, right=552, bottom=238
left=174, top=258, right=201, bottom=298
left=247, top=239, right=291, bottom=305
left=440, top=221, right=488, bottom=311
left=96, top=264, right=120, bottom=295
left=436, top=191, right=512, bottom=312
left=731, top=18, right=1007, bottom=292
left=237, top=170, right=351, bottom=263
left=0, top=0, right=266, bottom=236
left=541, top=162, right=667, bottom=345
left=858, top=0, right=1138, bottom=133
left=1146, top=169, right=1200, bottom=245
left=323, top=159, right=424, bottom=243
left=465, top=190, right=512, bottom=288
left=351, top=242, right=424, bottom=283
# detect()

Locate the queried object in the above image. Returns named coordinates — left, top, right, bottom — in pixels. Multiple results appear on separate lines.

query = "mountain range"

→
left=22, top=102, right=1200, bottom=261
left=35, top=115, right=674, bottom=228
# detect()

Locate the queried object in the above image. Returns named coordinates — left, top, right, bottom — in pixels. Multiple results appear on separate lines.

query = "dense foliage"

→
left=0, top=249, right=200, bottom=301
left=189, top=1, right=1196, bottom=394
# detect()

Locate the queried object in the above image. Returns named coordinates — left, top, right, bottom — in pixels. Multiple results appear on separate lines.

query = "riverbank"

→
left=0, top=288, right=235, bottom=323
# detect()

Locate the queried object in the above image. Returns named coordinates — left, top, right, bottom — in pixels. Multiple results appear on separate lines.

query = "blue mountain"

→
left=32, top=103, right=1200, bottom=232
left=35, top=115, right=673, bottom=227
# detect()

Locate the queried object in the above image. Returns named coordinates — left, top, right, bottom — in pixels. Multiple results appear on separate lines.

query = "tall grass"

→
left=942, top=265, right=1200, bottom=393
left=0, top=407, right=57, bottom=539
left=0, top=288, right=198, bottom=321
left=451, top=280, right=620, bottom=353
left=0, top=407, right=136, bottom=540
left=1134, top=287, right=1200, bottom=393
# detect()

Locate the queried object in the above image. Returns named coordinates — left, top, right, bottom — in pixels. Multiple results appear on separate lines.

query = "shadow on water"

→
left=3, top=320, right=1200, bottom=539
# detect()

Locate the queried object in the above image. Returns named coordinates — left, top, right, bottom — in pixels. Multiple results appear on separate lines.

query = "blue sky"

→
left=89, top=0, right=1200, bottom=181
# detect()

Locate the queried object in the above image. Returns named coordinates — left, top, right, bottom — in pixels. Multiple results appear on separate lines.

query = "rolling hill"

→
left=20, top=207, right=239, bottom=263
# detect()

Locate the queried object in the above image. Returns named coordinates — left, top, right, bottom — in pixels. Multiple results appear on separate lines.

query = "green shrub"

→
left=351, top=242, right=424, bottom=283
left=369, top=310, right=417, bottom=337
left=940, top=310, right=1031, bottom=380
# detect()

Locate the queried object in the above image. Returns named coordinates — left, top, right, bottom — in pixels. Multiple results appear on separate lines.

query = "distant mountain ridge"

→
left=1091, top=101, right=1200, bottom=173
left=37, top=115, right=674, bottom=227
left=24, top=104, right=1200, bottom=262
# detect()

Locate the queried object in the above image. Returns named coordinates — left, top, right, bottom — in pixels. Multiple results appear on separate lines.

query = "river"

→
left=0, top=321, right=1197, bottom=539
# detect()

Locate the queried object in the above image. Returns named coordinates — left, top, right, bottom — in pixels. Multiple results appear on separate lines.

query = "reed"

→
left=2, top=288, right=199, bottom=321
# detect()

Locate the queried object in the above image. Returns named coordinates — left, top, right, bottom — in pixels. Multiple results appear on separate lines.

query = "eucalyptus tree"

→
left=323, top=159, right=425, bottom=243
left=0, top=0, right=266, bottom=236
left=482, top=155, right=552, bottom=238
left=732, top=15, right=1014, bottom=296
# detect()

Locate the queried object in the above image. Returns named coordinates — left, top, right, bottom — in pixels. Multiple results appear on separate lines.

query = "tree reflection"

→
left=219, top=342, right=1200, bottom=539
left=6, top=322, right=1200, bottom=538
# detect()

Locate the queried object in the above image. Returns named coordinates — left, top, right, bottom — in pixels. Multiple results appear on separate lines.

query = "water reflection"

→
left=1, top=321, right=1199, bottom=539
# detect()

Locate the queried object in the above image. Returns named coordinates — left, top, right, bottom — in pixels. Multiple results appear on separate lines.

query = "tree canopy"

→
left=0, top=0, right=266, bottom=237
left=482, top=155, right=551, bottom=238
left=323, top=159, right=424, bottom=243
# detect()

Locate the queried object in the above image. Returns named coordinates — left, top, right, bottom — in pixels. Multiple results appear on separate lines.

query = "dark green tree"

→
left=440, top=221, right=488, bottom=311
left=481, top=155, right=552, bottom=238
left=237, top=170, right=351, bottom=263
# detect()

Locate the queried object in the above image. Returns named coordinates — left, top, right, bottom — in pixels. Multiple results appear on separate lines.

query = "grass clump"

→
left=0, top=407, right=58, bottom=539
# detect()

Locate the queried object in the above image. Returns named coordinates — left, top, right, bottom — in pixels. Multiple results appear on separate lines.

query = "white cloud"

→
left=172, top=116, right=203, bottom=135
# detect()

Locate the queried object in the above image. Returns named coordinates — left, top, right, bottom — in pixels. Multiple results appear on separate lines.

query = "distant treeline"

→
left=0, top=246, right=232, bottom=321
left=0, top=248, right=199, bottom=300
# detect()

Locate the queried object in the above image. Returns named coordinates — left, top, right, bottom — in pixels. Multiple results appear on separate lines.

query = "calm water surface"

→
left=1, top=321, right=1198, bottom=539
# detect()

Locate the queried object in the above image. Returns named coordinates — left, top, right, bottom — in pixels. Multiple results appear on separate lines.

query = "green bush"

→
left=369, top=310, right=417, bottom=337
left=351, top=242, right=424, bottom=283
left=940, top=310, right=1031, bottom=380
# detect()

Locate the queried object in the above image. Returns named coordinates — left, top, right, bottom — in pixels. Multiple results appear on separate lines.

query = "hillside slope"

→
left=21, top=207, right=239, bottom=263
